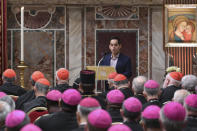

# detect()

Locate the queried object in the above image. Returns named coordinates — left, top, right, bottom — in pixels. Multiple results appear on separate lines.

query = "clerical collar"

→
left=79, top=122, right=87, bottom=126
left=149, top=98, right=159, bottom=103
left=111, top=53, right=120, bottom=59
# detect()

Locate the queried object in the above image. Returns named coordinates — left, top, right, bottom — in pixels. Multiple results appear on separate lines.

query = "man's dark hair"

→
left=47, top=99, right=59, bottom=108
left=87, top=121, right=108, bottom=131
left=30, top=77, right=36, bottom=86
left=122, top=105, right=141, bottom=120
left=141, top=117, right=161, bottom=129
left=110, top=36, right=121, bottom=45
left=3, top=76, right=16, bottom=83
left=81, top=83, right=95, bottom=94
left=60, top=100, right=77, bottom=112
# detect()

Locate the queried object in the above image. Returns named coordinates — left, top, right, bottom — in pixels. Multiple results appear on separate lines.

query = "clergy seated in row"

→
left=121, top=97, right=143, bottom=131
left=172, top=89, right=190, bottom=105
left=181, top=75, right=197, bottom=94
left=107, top=72, right=118, bottom=91
left=46, top=89, right=62, bottom=114
left=183, top=94, right=197, bottom=131
left=141, top=105, right=161, bottom=131
left=5, top=110, right=30, bottom=131
left=23, top=78, right=50, bottom=113
left=72, top=97, right=101, bottom=131
left=160, top=72, right=183, bottom=104
left=51, top=68, right=72, bottom=93
left=113, top=74, right=133, bottom=99
left=87, top=109, right=112, bottom=131
left=79, top=70, right=106, bottom=109
left=0, top=100, right=12, bottom=130
left=0, top=93, right=15, bottom=111
left=132, top=76, right=147, bottom=105
left=106, top=89, right=124, bottom=123
left=142, top=80, right=162, bottom=111
left=160, top=102, right=186, bottom=131
left=16, top=71, right=45, bottom=110
left=0, top=69, right=26, bottom=96
left=35, top=89, right=81, bottom=131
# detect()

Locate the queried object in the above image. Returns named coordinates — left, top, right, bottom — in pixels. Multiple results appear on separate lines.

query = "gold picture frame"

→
left=164, top=4, right=197, bottom=47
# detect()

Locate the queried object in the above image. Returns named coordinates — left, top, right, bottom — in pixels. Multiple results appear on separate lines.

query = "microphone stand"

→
left=96, top=54, right=106, bottom=93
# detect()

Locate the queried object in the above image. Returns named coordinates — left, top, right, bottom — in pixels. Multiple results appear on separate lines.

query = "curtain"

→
left=0, top=0, right=7, bottom=84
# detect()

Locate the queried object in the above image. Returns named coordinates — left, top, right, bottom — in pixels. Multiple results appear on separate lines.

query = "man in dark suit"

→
left=100, top=36, right=132, bottom=79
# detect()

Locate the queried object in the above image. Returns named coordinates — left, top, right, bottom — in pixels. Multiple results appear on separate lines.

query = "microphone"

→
left=98, top=52, right=108, bottom=66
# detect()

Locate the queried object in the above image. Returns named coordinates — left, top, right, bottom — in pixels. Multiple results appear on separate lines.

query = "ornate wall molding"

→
left=7, top=0, right=162, bottom=5
left=95, top=6, right=139, bottom=20
left=12, top=6, right=55, bottom=29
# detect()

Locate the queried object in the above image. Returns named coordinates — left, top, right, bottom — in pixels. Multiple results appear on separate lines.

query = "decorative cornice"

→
left=95, top=6, right=139, bottom=20
left=12, top=6, right=55, bottom=29
left=7, top=0, right=163, bottom=5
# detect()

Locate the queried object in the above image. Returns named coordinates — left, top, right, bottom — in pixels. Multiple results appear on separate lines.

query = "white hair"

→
left=181, top=75, right=197, bottom=93
left=56, top=68, right=68, bottom=84
left=0, top=96, right=15, bottom=111
left=35, top=82, right=49, bottom=95
left=173, top=89, right=190, bottom=105
left=77, top=104, right=101, bottom=118
left=0, top=100, right=11, bottom=122
left=164, top=73, right=181, bottom=88
left=132, top=76, right=147, bottom=94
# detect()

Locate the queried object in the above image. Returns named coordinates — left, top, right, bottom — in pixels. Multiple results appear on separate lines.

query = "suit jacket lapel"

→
left=106, top=53, right=111, bottom=66
left=116, top=53, right=122, bottom=71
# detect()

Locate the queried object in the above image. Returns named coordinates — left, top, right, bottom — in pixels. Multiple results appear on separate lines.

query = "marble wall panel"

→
left=86, top=7, right=149, bottom=77
left=68, top=8, right=82, bottom=85
left=56, top=31, right=65, bottom=69
left=152, top=9, right=165, bottom=85
left=7, top=31, right=12, bottom=68
left=86, top=7, right=96, bottom=65
left=7, top=6, right=20, bottom=28
left=7, top=5, right=152, bottom=89
left=46, top=7, right=65, bottom=29
left=13, top=31, right=54, bottom=89
left=7, top=6, right=64, bottom=29
left=8, top=0, right=163, bottom=5
left=137, top=7, right=149, bottom=76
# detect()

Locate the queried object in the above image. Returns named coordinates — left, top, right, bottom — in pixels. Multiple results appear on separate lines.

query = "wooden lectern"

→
left=86, top=66, right=116, bottom=92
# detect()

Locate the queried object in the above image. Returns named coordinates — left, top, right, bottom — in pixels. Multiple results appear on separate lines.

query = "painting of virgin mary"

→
left=168, top=14, right=196, bottom=43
